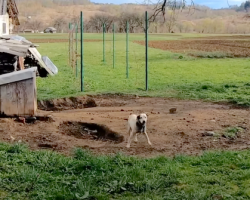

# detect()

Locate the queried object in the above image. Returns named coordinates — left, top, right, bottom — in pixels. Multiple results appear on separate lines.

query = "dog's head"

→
left=137, top=113, right=147, bottom=125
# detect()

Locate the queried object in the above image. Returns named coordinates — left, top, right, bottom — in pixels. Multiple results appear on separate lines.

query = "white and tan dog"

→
left=126, top=113, right=152, bottom=148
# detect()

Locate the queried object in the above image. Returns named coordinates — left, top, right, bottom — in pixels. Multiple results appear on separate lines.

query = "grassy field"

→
left=1, top=33, right=248, bottom=199
left=1, top=143, right=250, bottom=199
left=19, top=33, right=250, bottom=106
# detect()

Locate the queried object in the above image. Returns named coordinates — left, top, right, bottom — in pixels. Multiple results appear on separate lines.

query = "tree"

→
left=244, top=1, right=250, bottom=12
left=118, top=12, right=144, bottom=33
left=88, top=14, right=114, bottom=33
left=164, top=10, right=177, bottom=32
left=53, top=17, right=67, bottom=33
left=29, top=19, right=43, bottom=31
left=149, top=0, right=194, bottom=22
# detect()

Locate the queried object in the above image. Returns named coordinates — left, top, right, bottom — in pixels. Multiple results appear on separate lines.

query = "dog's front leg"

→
left=126, top=131, right=134, bottom=148
left=134, top=133, right=138, bottom=142
left=144, top=132, right=152, bottom=146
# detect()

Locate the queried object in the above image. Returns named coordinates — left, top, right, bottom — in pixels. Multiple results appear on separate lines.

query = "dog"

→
left=126, top=113, right=152, bottom=148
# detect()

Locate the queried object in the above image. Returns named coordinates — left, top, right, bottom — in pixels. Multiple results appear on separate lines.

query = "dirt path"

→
left=1, top=95, right=250, bottom=157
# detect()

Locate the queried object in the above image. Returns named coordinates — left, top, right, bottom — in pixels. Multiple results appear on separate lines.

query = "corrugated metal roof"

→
left=0, top=0, right=7, bottom=15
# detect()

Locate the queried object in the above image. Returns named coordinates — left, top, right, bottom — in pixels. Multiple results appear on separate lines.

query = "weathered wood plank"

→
left=0, top=79, right=37, bottom=116
left=32, top=70, right=37, bottom=112
left=0, top=46, right=26, bottom=57
left=19, top=57, right=25, bottom=70
left=5, top=43, right=30, bottom=48
left=1, top=83, right=18, bottom=115
left=0, top=68, right=37, bottom=116
left=16, top=79, right=35, bottom=115
left=2, top=42, right=31, bottom=49
left=0, top=67, right=37, bottom=85
left=29, top=48, right=54, bottom=76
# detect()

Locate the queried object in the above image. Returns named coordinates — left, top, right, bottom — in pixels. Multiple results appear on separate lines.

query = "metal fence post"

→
left=103, top=23, right=106, bottom=63
left=75, top=23, right=78, bottom=77
left=145, top=11, right=148, bottom=91
left=126, top=21, right=129, bottom=78
left=113, top=23, right=115, bottom=69
left=80, top=12, right=84, bottom=92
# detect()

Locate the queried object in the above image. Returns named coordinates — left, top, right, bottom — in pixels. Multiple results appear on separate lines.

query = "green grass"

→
left=1, top=143, right=250, bottom=199
left=24, top=33, right=250, bottom=106
left=222, top=127, right=244, bottom=140
left=2, top=33, right=249, bottom=199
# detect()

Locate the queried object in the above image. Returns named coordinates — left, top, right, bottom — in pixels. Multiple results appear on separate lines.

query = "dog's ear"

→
left=137, top=115, right=140, bottom=120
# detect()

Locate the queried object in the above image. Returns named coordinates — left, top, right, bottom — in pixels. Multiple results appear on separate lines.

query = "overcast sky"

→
left=91, top=0, right=246, bottom=9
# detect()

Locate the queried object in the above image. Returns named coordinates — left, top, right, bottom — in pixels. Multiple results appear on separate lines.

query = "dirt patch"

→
left=186, top=35, right=250, bottom=40
left=134, top=39, right=250, bottom=57
left=0, top=96, right=250, bottom=157
left=59, top=121, right=124, bottom=143
left=29, top=39, right=101, bottom=43
left=38, top=97, right=97, bottom=111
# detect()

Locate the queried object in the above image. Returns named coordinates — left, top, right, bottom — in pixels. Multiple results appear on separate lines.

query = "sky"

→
left=91, top=0, right=246, bottom=9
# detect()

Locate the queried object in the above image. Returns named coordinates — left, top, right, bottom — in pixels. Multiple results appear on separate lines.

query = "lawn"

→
left=1, top=143, right=250, bottom=199
left=1, top=33, right=250, bottom=199
left=20, top=33, right=250, bottom=106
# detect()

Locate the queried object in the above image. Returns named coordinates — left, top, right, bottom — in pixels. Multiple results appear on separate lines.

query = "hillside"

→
left=15, top=0, right=250, bottom=34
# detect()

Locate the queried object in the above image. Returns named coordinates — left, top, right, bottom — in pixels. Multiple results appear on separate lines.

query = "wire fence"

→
left=68, top=11, right=149, bottom=92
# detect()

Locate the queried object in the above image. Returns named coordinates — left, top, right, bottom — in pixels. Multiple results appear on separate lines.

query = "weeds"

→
left=222, top=127, right=243, bottom=140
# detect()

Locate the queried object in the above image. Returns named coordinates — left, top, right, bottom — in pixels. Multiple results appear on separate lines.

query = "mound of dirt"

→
left=38, top=97, right=97, bottom=111
left=60, top=121, right=124, bottom=143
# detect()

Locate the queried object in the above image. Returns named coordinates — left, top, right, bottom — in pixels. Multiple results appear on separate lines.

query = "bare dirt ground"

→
left=135, top=37, right=250, bottom=57
left=1, top=95, right=250, bottom=157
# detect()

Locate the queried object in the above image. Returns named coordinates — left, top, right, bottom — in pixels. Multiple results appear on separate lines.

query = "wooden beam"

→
left=0, top=46, right=26, bottom=57
left=29, top=48, right=54, bottom=76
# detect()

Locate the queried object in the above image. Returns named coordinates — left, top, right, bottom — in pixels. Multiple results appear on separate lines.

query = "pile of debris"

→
left=0, top=35, right=58, bottom=77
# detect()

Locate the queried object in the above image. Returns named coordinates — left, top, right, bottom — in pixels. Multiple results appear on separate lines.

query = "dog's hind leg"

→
left=144, top=132, right=152, bottom=146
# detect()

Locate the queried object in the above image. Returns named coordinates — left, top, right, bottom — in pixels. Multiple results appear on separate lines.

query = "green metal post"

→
left=126, top=21, right=129, bottom=79
left=71, top=24, right=74, bottom=68
left=103, top=23, right=106, bottom=63
left=80, top=12, right=84, bottom=92
left=145, top=11, right=148, bottom=91
left=75, top=23, right=78, bottom=77
left=68, top=23, right=71, bottom=66
left=113, top=23, right=115, bottom=69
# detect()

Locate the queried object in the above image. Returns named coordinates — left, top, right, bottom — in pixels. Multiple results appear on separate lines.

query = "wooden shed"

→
left=0, top=67, right=37, bottom=116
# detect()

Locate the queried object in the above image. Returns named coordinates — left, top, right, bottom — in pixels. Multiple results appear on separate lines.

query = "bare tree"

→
left=118, top=12, right=144, bottom=33
left=164, top=11, right=177, bottom=32
left=84, top=21, right=92, bottom=33
left=88, top=14, right=114, bottom=33
left=28, top=20, right=43, bottom=31
left=148, top=0, right=194, bottom=22
left=53, top=17, right=67, bottom=33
